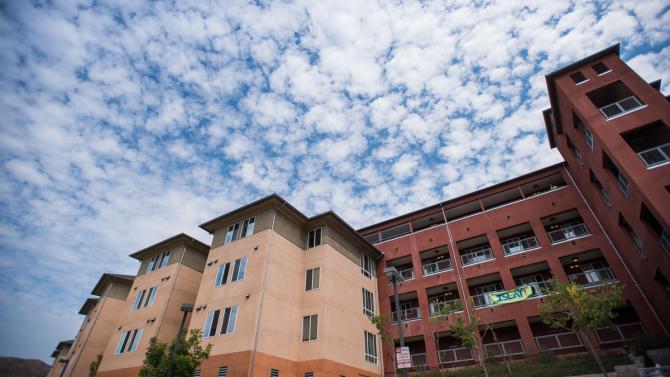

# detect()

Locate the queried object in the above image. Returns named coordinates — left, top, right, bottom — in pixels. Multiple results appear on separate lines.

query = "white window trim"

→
left=307, top=227, right=322, bottom=249
left=301, top=314, right=318, bottom=342
left=305, top=267, right=320, bottom=292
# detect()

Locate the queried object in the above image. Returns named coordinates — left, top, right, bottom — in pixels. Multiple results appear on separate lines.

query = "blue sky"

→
left=0, top=0, right=669, bottom=363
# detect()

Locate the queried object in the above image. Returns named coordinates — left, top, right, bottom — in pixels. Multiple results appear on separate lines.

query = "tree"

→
left=369, top=314, right=392, bottom=343
left=139, top=329, right=212, bottom=377
left=539, top=279, right=624, bottom=377
left=89, top=354, right=102, bottom=377
left=449, top=315, right=489, bottom=377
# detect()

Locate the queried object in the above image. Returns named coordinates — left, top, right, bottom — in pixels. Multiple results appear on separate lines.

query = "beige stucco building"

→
left=47, top=340, right=73, bottom=377
left=60, top=274, right=134, bottom=377
left=189, top=195, right=384, bottom=377
left=95, top=234, right=209, bottom=377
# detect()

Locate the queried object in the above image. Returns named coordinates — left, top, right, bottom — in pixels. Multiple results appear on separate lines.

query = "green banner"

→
left=488, top=285, right=533, bottom=305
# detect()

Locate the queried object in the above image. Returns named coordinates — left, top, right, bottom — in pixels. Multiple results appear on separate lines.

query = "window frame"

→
left=132, top=289, right=146, bottom=311
left=362, top=288, right=374, bottom=317
left=364, top=330, right=378, bottom=364
left=220, top=305, right=238, bottom=335
left=301, top=314, right=318, bottom=342
left=305, top=267, right=320, bottom=291
left=307, top=227, right=322, bottom=249
left=361, top=253, right=374, bottom=278
left=231, top=257, right=248, bottom=282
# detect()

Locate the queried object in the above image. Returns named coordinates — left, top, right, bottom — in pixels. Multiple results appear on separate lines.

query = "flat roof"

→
left=128, top=233, right=210, bottom=261
left=91, top=273, right=135, bottom=296
left=357, top=162, right=565, bottom=233
left=199, top=194, right=383, bottom=259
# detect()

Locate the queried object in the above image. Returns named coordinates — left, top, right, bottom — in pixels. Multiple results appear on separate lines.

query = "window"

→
left=364, top=331, right=377, bottom=364
left=362, top=288, right=374, bottom=317
left=619, top=214, right=644, bottom=256
left=147, top=251, right=170, bottom=272
left=218, top=367, right=228, bottom=377
left=302, top=314, right=318, bottom=342
left=592, top=62, right=610, bottom=75
left=623, top=122, right=670, bottom=168
left=361, top=253, right=374, bottom=278
left=232, top=257, right=247, bottom=282
left=590, top=170, right=610, bottom=206
left=307, top=228, right=322, bottom=248
left=305, top=373, right=314, bottom=377
left=193, top=370, right=201, bottom=377
left=570, top=71, right=588, bottom=84
left=144, top=286, right=158, bottom=307
left=573, top=112, right=593, bottom=149
left=215, top=263, right=230, bottom=287
left=115, top=328, right=143, bottom=354
left=603, top=152, right=628, bottom=197
left=224, top=217, right=256, bottom=244
left=584, top=129, right=593, bottom=149
left=215, top=257, right=247, bottom=286
left=587, top=81, right=644, bottom=119
left=204, top=310, right=220, bottom=338
left=220, top=306, right=238, bottom=335
left=270, top=369, right=279, bottom=377
left=305, top=268, right=320, bottom=291
left=132, top=289, right=146, bottom=310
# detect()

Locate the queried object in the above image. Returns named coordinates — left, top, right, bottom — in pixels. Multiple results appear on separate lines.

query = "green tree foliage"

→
left=449, top=316, right=489, bottom=377
left=369, top=314, right=392, bottom=343
left=139, top=329, right=212, bottom=377
left=539, top=279, right=624, bottom=377
left=89, top=354, right=102, bottom=377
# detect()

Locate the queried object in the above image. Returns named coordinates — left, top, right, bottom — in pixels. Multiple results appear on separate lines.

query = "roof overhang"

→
left=91, top=273, right=135, bottom=296
left=78, top=297, right=99, bottom=315
left=128, top=233, right=210, bottom=261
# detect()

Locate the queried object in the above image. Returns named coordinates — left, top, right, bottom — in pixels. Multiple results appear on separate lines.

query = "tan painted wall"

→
left=63, top=284, right=129, bottom=377
left=211, top=208, right=275, bottom=249
left=181, top=246, right=208, bottom=273
left=98, top=255, right=203, bottom=373
left=47, top=345, right=71, bottom=377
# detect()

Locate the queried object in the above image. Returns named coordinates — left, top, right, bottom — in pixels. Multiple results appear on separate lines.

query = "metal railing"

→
left=437, top=346, right=474, bottom=364
left=522, top=281, right=549, bottom=298
left=547, top=223, right=590, bottom=244
left=598, top=96, right=643, bottom=119
left=638, top=142, right=670, bottom=168
left=392, top=307, right=421, bottom=322
left=502, top=236, right=539, bottom=255
left=568, top=267, right=615, bottom=287
left=460, top=246, right=494, bottom=266
left=535, top=332, right=583, bottom=351
left=484, top=339, right=525, bottom=358
left=594, top=322, right=646, bottom=344
left=411, top=353, right=428, bottom=369
left=429, top=298, right=462, bottom=316
left=422, top=259, right=452, bottom=275
left=398, top=268, right=415, bottom=281
left=471, top=291, right=498, bottom=308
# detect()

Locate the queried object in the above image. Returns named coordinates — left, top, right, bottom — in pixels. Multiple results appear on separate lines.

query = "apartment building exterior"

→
left=47, top=340, right=73, bottom=377
left=188, top=194, right=384, bottom=377
left=357, top=44, right=669, bottom=375
left=60, top=274, right=134, bottom=377
left=95, top=234, right=209, bottom=377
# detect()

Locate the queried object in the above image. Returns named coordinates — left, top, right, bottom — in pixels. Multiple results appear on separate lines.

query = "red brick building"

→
left=359, top=44, right=670, bottom=374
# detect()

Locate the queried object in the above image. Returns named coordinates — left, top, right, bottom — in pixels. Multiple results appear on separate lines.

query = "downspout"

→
left=564, top=167, right=667, bottom=335
left=249, top=203, right=282, bottom=377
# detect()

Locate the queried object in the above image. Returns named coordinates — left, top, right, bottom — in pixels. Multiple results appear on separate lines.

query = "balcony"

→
left=587, top=81, right=645, bottom=120
left=392, top=307, right=421, bottom=322
left=386, top=256, right=414, bottom=283
left=623, top=121, right=670, bottom=169
left=481, top=322, right=525, bottom=358
left=568, top=267, right=615, bottom=287
left=502, top=235, right=539, bottom=256
left=427, top=283, right=461, bottom=316
left=423, top=258, right=452, bottom=276
left=595, top=322, right=646, bottom=345
left=398, top=268, right=415, bottom=281
left=429, top=298, right=463, bottom=316
left=460, top=245, right=494, bottom=266
left=535, top=331, right=583, bottom=351
left=468, top=275, right=503, bottom=309
left=512, top=262, right=553, bottom=299
left=547, top=223, right=590, bottom=244
left=437, top=346, right=473, bottom=365
left=484, top=339, right=525, bottom=358
left=394, top=337, right=428, bottom=371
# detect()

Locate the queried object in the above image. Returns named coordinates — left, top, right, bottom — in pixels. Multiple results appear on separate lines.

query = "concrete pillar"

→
left=423, top=332, right=440, bottom=370
left=516, top=318, right=539, bottom=355
left=546, top=257, right=569, bottom=282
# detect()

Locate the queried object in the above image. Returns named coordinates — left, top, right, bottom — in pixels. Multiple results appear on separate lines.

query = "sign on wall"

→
left=488, top=285, right=533, bottom=305
left=396, top=346, right=412, bottom=369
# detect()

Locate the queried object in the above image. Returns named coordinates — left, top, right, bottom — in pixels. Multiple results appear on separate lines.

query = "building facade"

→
left=47, top=340, right=73, bottom=377
left=57, top=45, right=669, bottom=377
left=189, top=195, right=384, bottom=377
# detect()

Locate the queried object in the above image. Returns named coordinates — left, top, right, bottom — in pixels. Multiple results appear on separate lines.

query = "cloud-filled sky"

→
left=0, top=0, right=668, bottom=362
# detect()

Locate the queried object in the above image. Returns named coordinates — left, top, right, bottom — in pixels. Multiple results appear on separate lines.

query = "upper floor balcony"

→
left=390, top=292, right=421, bottom=323
left=458, top=235, right=494, bottom=267
left=386, top=255, right=415, bottom=283
left=427, top=283, right=462, bottom=316
left=497, top=223, right=540, bottom=256
left=467, top=273, right=504, bottom=309
left=586, top=81, right=646, bottom=120
left=512, top=261, right=553, bottom=299
left=542, top=210, right=591, bottom=244
left=623, top=120, right=670, bottom=169
left=421, top=246, right=452, bottom=276
left=561, top=250, right=617, bottom=288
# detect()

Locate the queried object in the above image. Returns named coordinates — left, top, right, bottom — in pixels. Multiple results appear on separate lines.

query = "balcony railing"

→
left=437, top=346, right=474, bottom=364
left=392, top=307, right=421, bottom=322
left=471, top=291, right=498, bottom=309
left=502, top=236, right=539, bottom=255
left=484, top=339, right=525, bottom=358
left=520, top=281, right=549, bottom=298
left=398, top=268, right=415, bottom=281
left=460, top=246, right=494, bottom=266
left=411, top=353, right=428, bottom=369
left=535, top=332, right=583, bottom=351
left=429, top=298, right=463, bottom=316
left=568, top=267, right=615, bottom=287
left=638, top=142, right=670, bottom=168
left=547, top=223, right=590, bottom=244
left=423, top=259, right=452, bottom=275
left=598, top=96, right=644, bottom=119
left=594, top=322, right=646, bottom=344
